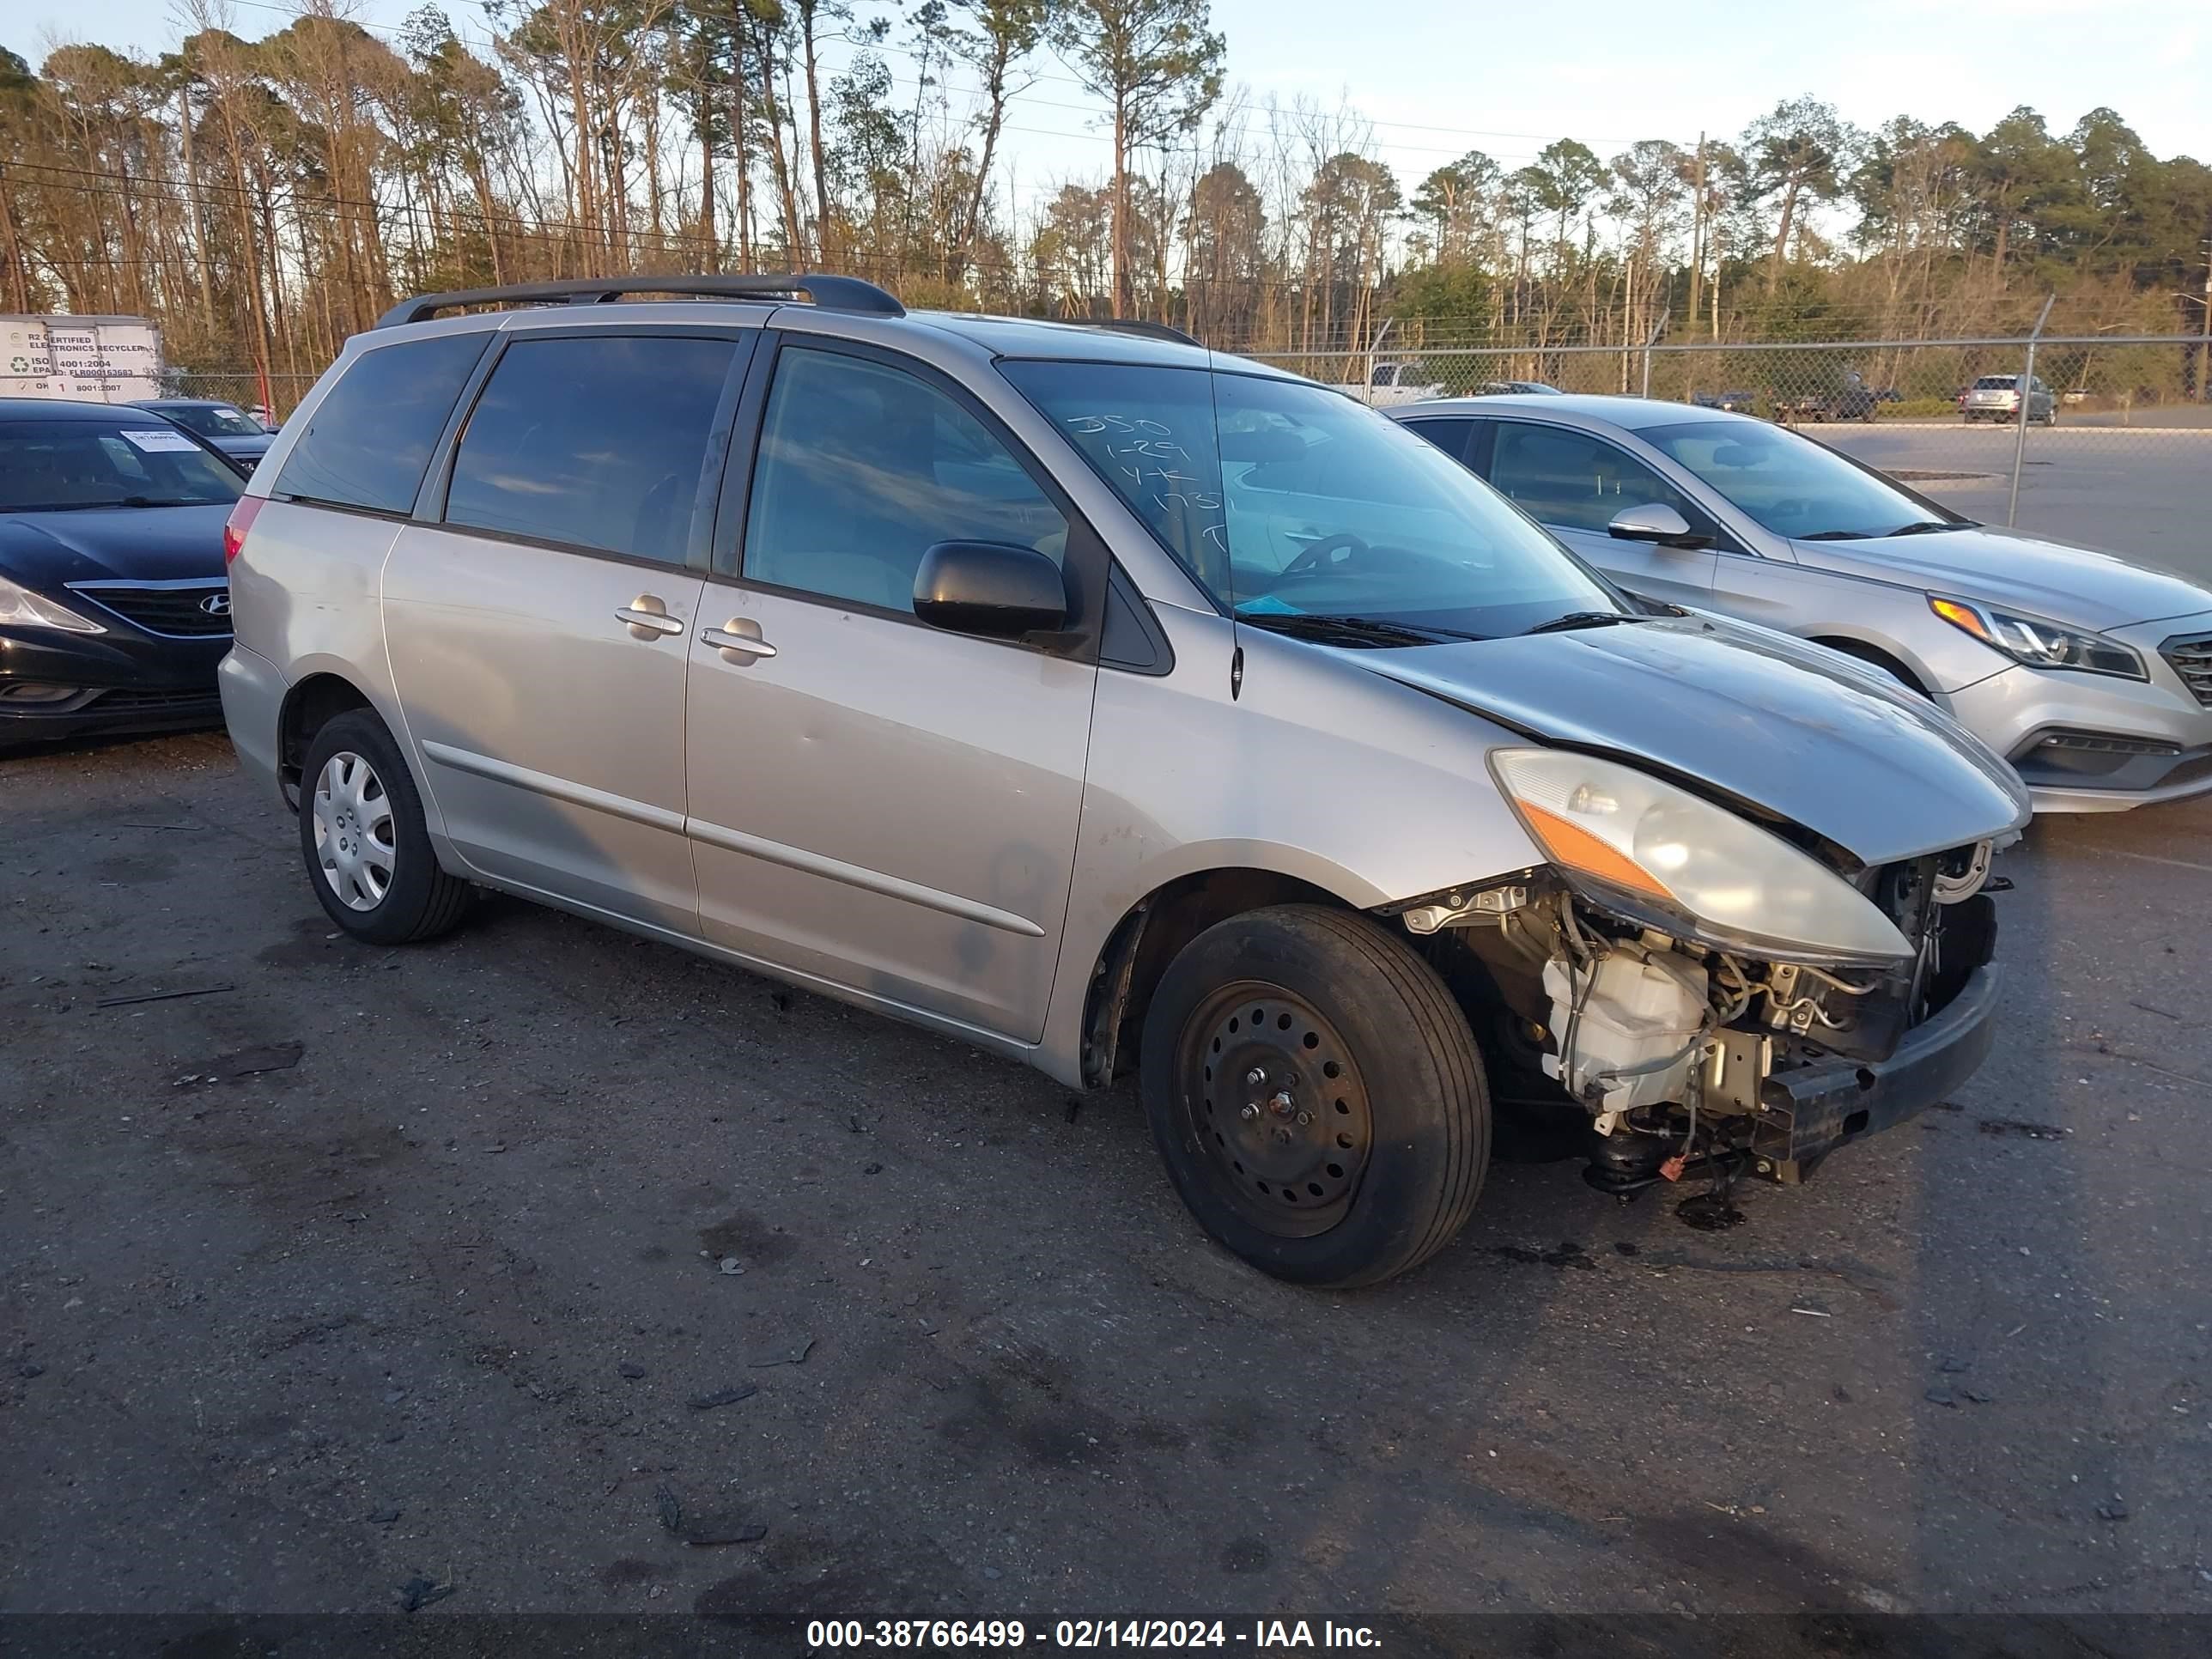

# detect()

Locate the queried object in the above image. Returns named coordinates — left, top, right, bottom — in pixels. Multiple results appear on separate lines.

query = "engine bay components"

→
left=1540, top=939, right=1708, bottom=1116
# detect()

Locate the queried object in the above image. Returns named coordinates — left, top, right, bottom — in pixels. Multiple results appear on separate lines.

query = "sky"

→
left=13, top=0, right=2210, bottom=204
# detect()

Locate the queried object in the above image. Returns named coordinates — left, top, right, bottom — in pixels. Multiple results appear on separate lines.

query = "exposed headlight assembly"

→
left=1929, top=596, right=2142, bottom=678
left=1488, top=747, right=1911, bottom=966
left=0, top=572, right=105, bottom=633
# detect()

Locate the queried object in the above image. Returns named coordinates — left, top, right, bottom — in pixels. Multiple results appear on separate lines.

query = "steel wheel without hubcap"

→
left=312, top=750, right=396, bottom=911
left=1177, top=982, right=1374, bottom=1237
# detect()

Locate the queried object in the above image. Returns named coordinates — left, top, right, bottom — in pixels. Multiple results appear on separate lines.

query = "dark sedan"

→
left=1, top=398, right=241, bottom=748
left=129, top=398, right=276, bottom=466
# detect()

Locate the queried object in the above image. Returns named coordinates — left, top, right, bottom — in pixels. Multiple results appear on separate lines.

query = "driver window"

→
left=744, top=348, right=1068, bottom=614
left=1488, top=423, right=1692, bottom=532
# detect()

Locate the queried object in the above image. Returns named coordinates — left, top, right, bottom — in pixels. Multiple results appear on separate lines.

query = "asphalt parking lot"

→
left=1810, top=423, right=2212, bottom=573
left=5, top=729, right=2212, bottom=1630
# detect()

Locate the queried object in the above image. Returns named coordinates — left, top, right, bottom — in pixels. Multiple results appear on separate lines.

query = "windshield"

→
left=160, top=403, right=264, bottom=439
left=1000, top=361, right=1620, bottom=641
left=1641, top=419, right=1960, bottom=540
left=0, top=419, right=243, bottom=512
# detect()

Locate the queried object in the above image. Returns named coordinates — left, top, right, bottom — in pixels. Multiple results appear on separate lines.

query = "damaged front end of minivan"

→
left=1382, top=745, right=2010, bottom=1195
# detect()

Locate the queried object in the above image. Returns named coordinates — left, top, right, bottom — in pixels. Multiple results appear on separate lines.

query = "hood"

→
left=0, top=505, right=233, bottom=587
left=1364, top=615, right=2029, bottom=867
left=1789, top=526, right=2212, bottom=633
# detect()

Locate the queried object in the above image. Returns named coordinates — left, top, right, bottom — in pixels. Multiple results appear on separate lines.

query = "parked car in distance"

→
left=131, top=398, right=276, bottom=465
left=1691, top=389, right=1756, bottom=413
left=1771, top=382, right=1883, bottom=423
left=1960, top=374, right=2057, bottom=425
left=1, top=397, right=240, bottom=746
left=1392, top=394, right=2212, bottom=812
left=1474, top=380, right=1561, bottom=396
left=222, top=275, right=2027, bottom=1287
left=1329, top=361, right=1447, bottom=405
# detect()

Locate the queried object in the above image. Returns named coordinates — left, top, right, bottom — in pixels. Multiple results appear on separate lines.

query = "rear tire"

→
left=1139, top=904, right=1490, bottom=1288
left=298, top=708, right=471, bottom=945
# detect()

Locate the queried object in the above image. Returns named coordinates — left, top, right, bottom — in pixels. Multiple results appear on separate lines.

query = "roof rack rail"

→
left=375, top=272, right=904, bottom=329
left=1077, top=318, right=1204, bottom=349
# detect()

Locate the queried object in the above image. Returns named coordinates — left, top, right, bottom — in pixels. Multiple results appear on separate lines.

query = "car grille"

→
left=2161, top=632, right=2212, bottom=708
left=94, top=684, right=222, bottom=711
left=66, top=582, right=231, bottom=637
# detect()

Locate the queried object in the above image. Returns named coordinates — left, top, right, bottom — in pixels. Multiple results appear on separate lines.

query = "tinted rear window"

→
left=275, top=331, right=489, bottom=514
left=442, top=334, right=739, bottom=564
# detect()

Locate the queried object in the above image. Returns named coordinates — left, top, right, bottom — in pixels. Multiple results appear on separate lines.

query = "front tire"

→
left=298, top=708, right=471, bottom=945
left=1139, top=905, right=1490, bottom=1287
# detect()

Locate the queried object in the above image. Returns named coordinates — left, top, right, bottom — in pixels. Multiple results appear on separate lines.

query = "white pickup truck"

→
left=1332, top=362, right=1447, bottom=406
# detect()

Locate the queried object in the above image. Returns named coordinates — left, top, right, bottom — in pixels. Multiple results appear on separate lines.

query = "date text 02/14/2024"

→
left=805, top=1621, right=1384, bottom=1649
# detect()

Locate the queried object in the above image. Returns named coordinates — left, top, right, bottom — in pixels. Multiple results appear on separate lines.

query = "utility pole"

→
left=2199, top=233, right=2210, bottom=402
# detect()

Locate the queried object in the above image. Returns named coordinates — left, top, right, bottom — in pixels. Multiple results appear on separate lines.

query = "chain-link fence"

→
left=1249, top=335, right=2212, bottom=568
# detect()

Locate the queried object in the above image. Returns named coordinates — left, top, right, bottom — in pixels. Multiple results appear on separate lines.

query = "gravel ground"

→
left=3, top=729, right=2210, bottom=1632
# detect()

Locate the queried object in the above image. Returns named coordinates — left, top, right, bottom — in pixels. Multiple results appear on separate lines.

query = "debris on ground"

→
left=686, top=1384, right=759, bottom=1410
left=1978, top=1118, right=2071, bottom=1141
left=719, top=1257, right=744, bottom=1276
left=95, top=983, right=234, bottom=1009
left=398, top=1576, right=455, bottom=1612
left=1675, top=1193, right=1746, bottom=1231
left=2095, top=1498, right=2130, bottom=1522
left=1923, top=1388, right=1958, bottom=1407
left=655, top=1486, right=683, bottom=1534
left=750, top=1337, right=816, bottom=1367
left=684, top=1515, right=769, bottom=1547
left=1492, top=1242, right=1595, bottom=1270
left=617, top=1361, right=647, bottom=1379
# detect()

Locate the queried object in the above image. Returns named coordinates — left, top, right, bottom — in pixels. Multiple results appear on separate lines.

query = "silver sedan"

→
left=1391, top=394, right=2212, bottom=813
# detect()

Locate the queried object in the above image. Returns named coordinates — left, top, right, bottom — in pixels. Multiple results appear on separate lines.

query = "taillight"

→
left=223, top=495, right=266, bottom=563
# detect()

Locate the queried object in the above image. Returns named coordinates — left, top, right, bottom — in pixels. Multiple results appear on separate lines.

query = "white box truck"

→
left=1, top=314, right=166, bottom=404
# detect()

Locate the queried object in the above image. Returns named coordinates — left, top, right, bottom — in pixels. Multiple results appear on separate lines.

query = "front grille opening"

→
left=2161, top=632, right=2212, bottom=708
left=64, top=583, right=232, bottom=638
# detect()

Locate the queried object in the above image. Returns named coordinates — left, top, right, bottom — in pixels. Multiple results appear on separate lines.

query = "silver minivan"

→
left=220, top=276, right=2028, bottom=1286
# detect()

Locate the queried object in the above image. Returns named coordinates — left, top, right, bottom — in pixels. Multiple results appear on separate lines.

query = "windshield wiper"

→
left=1235, top=611, right=1472, bottom=648
left=1522, top=610, right=1642, bottom=635
left=1887, top=519, right=1972, bottom=536
left=1798, top=529, right=1873, bottom=541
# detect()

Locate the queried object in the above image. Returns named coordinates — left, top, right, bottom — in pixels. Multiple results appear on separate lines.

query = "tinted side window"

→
left=744, top=347, right=1066, bottom=615
left=275, top=332, right=487, bottom=514
left=1399, top=417, right=1474, bottom=463
left=1487, top=423, right=1692, bottom=532
left=444, top=334, right=739, bottom=565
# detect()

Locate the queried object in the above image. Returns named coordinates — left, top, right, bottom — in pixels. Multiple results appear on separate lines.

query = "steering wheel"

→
left=1280, top=531, right=1373, bottom=579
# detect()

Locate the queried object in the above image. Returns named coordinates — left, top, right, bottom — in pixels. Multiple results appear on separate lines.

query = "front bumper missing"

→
left=1747, top=963, right=2002, bottom=1182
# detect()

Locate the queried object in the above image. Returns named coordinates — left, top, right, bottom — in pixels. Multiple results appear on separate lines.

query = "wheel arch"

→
left=276, top=668, right=406, bottom=806
left=1807, top=632, right=1936, bottom=697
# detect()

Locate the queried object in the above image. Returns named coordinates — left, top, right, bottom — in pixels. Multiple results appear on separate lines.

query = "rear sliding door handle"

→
left=702, top=622, right=778, bottom=661
left=617, top=594, right=685, bottom=639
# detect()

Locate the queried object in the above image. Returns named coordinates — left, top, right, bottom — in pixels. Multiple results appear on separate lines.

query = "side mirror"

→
left=1607, top=502, right=1708, bottom=549
left=913, top=540, right=1068, bottom=638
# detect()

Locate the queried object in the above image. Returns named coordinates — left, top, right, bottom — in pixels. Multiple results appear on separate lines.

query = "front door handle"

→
left=702, top=620, right=778, bottom=661
left=617, top=594, right=685, bottom=639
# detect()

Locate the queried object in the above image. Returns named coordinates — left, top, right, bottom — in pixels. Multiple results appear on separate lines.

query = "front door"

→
left=1483, top=420, right=1718, bottom=609
left=683, top=338, right=1098, bottom=1042
left=382, top=328, right=749, bottom=933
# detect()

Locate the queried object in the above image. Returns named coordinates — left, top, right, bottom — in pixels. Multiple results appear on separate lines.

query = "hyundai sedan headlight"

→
left=0, top=572, right=105, bottom=633
left=1488, top=747, right=1911, bottom=965
left=1929, top=596, right=2142, bottom=679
